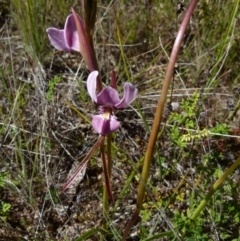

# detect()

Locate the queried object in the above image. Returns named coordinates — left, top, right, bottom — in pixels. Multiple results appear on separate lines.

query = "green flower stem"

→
left=190, top=155, right=240, bottom=220
left=122, top=0, right=199, bottom=240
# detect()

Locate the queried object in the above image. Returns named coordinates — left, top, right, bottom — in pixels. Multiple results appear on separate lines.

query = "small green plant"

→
left=0, top=172, right=8, bottom=187
left=45, top=188, right=60, bottom=204
left=173, top=211, right=209, bottom=241
left=0, top=201, right=11, bottom=221
left=0, top=172, right=11, bottom=221
left=210, top=123, right=229, bottom=135
left=141, top=203, right=153, bottom=223
left=168, top=91, right=201, bottom=148
left=47, top=76, right=62, bottom=102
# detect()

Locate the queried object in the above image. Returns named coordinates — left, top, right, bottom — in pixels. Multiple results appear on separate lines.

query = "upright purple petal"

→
left=46, top=28, right=70, bottom=51
left=87, top=71, right=98, bottom=102
left=92, top=114, right=120, bottom=136
left=96, top=87, right=120, bottom=107
left=64, top=14, right=81, bottom=52
left=115, top=83, right=138, bottom=109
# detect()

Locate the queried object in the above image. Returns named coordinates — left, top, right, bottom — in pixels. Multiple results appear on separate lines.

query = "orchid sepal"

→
left=46, top=14, right=81, bottom=52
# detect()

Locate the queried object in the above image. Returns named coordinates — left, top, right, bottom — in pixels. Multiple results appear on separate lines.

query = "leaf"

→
left=2, top=203, right=11, bottom=213
left=0, top=172, right=8, bottom=187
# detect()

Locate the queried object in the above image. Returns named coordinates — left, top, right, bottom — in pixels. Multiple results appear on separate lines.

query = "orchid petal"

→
left=96, top=87, right=121, bottom=107
left=92, top=115, right=120, bottom=136
left=64, top=14, right=82, bottom=52
left=87, top=71, right=98, bottom=102
left=115, top=83, right=138, bottom=109
left=46, top=28, right=70, bottom=51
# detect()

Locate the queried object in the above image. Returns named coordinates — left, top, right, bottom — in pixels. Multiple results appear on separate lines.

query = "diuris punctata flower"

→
left=87, top=71, right=138, bottom=136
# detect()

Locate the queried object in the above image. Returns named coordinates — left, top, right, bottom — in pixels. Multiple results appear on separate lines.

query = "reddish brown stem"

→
left=122, top=0, right=199, bottom=239
left=101, top=142, right=114, bottom=204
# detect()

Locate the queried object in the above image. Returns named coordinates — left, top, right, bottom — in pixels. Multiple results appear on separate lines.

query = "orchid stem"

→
left=122, top=0, right=199, bottom=240
left=102, top=134, right=113, bottom=229
left=101, top=141, right=114, bottom=205
left=101, top=142, right=108, bottom=230
left=106, top=134, right=112, bottom=177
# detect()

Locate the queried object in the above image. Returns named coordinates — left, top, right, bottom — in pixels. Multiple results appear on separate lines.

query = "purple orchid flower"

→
left=46, top=14, right=83, bottom=52
left=46, top=9, right=97, bottom=72
left=87, top=71, right=138, bottom=136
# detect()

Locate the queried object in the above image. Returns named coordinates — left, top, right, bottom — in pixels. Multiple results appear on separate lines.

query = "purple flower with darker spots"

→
left=87, top=71, right=138, bottom=136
